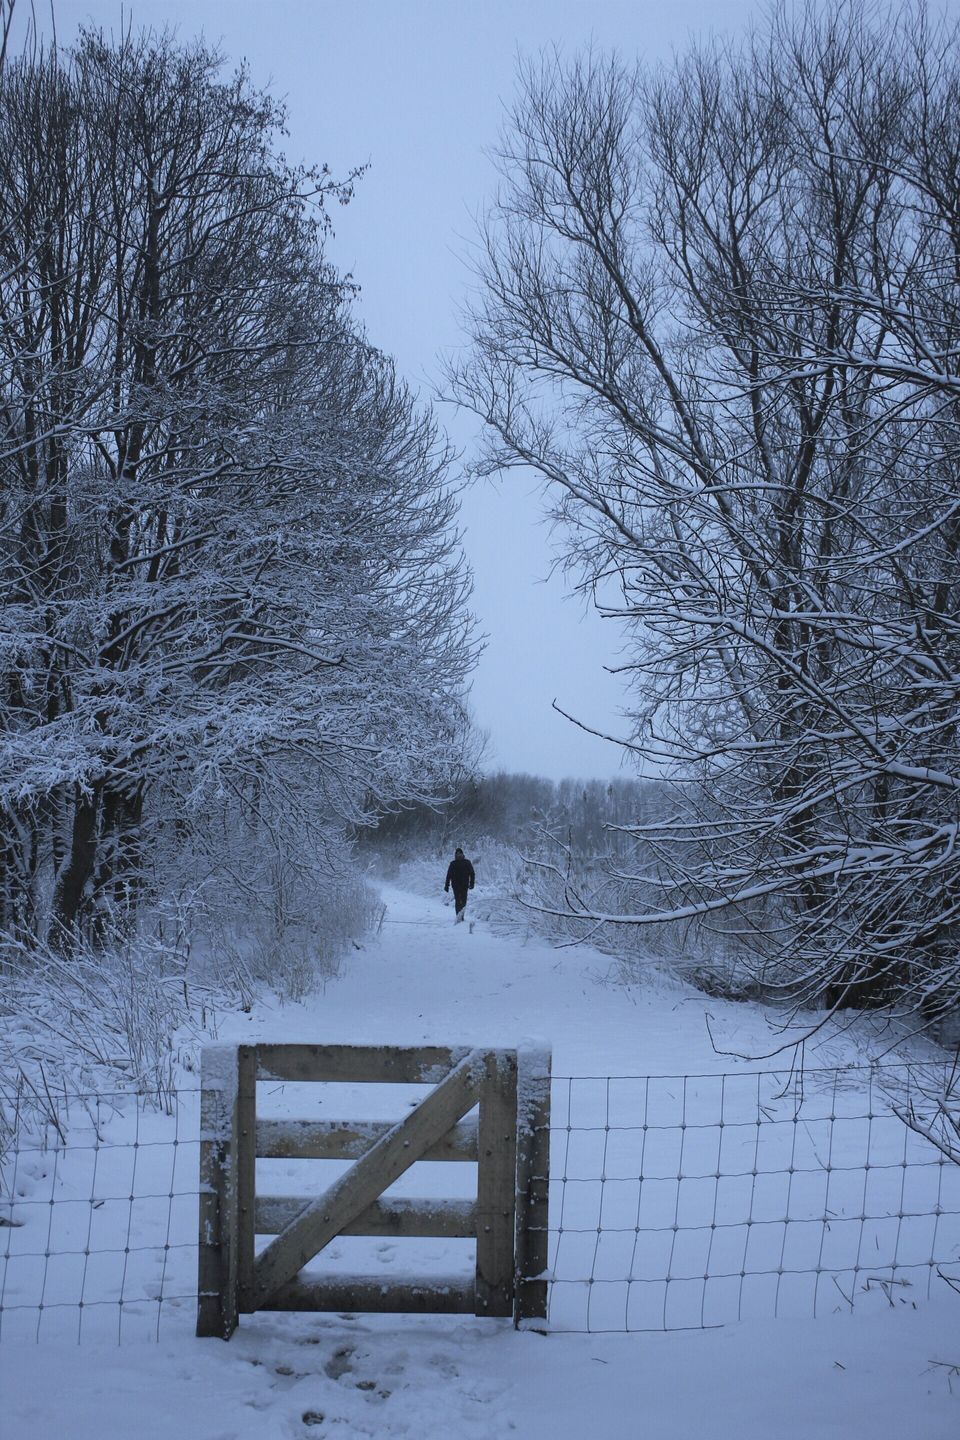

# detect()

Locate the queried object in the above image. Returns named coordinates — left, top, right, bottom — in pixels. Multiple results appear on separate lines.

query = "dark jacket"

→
left=444, top=855, right=475, bottom=896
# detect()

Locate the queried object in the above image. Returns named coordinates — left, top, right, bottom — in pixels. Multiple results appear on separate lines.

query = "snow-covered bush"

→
left=0, top=855, right=382, bottom=1178
left=203, top=869, right=383, bottom=1007
left=0, top=921, right=200, bottom=1172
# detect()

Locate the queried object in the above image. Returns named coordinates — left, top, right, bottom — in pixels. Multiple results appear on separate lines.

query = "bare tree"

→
left=0, top=2, right=16, bottom=71
left=450, top=1, right=960, bottom=1031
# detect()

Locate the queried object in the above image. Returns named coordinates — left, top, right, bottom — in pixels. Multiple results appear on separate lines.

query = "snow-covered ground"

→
left=1, top=882, right=959, bottom=1438
left=4, top=1299, right=960, bottom=1440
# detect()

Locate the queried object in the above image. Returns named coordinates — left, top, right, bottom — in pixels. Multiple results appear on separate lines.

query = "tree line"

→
left=0, top=26, right=475, bottom=950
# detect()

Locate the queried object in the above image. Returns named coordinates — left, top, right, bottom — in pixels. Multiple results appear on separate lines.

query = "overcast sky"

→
left=18, top=0, right=765, bottom=780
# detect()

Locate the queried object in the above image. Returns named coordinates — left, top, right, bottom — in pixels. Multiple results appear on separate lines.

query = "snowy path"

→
left=214, top=880, right=879, bottom=1076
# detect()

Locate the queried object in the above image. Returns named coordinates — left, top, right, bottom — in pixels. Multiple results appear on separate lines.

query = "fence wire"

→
left=1, top=1063, right=959, bottom=1341
left=546, top=1064, right=960, bottom=1332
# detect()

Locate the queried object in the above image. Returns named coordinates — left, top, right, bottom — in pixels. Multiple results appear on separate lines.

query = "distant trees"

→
left=451, top=1, right=960, bottom=1026
left=0, top=29, right=476, bottom=947
left=364, top=770, right=660, bottom=860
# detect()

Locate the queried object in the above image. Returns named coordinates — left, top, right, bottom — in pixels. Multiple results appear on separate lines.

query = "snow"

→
left=1, top=881, right=958, bottom=1437
left=1, top=1302, right=958, bottom=1439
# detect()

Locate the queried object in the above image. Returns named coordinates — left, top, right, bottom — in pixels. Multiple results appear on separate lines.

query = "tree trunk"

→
left=51, top=784, right=102, bottom=945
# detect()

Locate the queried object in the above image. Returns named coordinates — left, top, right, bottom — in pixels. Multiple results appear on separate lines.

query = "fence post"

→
left=196, top=1046, right=243, bottom=1338
left=514, top=1043, right=551, bottom=1326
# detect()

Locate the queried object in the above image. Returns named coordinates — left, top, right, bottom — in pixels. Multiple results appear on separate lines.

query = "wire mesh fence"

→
left=1, top=1061, right=959, bottom=1341
left=0, top=1086, right=202, bottom=1342
left=546, top=1064, right=960, bottom=1332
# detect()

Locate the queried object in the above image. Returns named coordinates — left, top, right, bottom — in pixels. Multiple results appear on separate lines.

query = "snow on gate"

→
left=1, top=1059, right=958, bottom=1341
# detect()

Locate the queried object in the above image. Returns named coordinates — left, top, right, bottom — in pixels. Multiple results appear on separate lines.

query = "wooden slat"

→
left=475, top=1050, right=518, bottom=1318
left=514, top=1046, right=552, bottom=1325
left=255, top=1116, right=479, bottom=1161
left=196, top=1046, right=239, bottom=1339
left=262, top=1274, right=475, bottom=1314
left=235, top=1046, right=257, bottom=1313
left=255, top=1195, right=477, bottom=1238
left=256, top=1043, right=473, bottom=1084
left=247, top=1049, right=484, bottom=1310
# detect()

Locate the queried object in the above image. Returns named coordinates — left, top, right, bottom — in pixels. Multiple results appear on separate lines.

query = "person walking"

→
left=444, top=847, right=475, bottom=923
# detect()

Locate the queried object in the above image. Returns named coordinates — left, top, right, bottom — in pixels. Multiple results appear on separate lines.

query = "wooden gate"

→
left=196, top=1042, right=551, bottom=1338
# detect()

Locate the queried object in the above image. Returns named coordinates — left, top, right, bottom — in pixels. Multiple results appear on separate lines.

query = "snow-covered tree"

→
left=0, top=29, right=476, bottom=946
left=451, top=1, right=960, bottom=1027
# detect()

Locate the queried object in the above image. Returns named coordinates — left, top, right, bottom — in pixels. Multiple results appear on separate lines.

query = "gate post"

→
left=475, top=1049, right=519, bottom=1316
left=234, top=1045, right=257, bottom=1313
left=197, top=1045, right=255, bottom=1337
left=514, top=1043, right=552, bottom=1326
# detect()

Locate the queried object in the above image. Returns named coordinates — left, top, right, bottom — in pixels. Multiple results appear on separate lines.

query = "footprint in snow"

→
left=323, top=1345, right=354, bottom=1380
left=427, top=1353, right=460, bottom=1379
left=355, top=1379, right=390, bottom=1399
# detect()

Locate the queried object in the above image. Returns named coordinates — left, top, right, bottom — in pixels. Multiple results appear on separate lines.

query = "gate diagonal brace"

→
left=245, top=1048, right=485, bottom=1312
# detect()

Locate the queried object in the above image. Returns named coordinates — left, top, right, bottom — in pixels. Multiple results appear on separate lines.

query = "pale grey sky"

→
left=19, top=0, right=762, bottom=780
